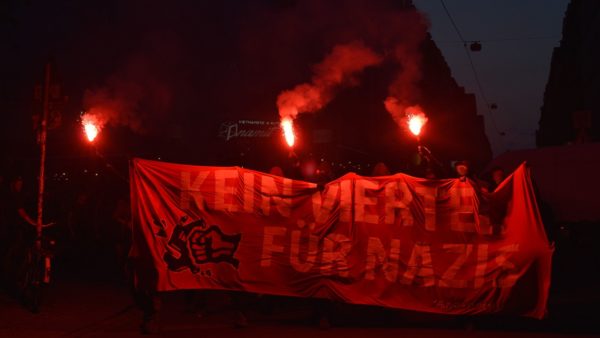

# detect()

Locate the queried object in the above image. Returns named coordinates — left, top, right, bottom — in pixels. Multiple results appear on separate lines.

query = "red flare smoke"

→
left=383, top=10, right=429, bottom=133
left=277, top=41, right=382, bottom=123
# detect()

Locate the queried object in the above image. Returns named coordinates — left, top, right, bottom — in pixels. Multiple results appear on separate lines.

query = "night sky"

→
left=0, top=0, right=569, bottom=165
left=415, top=0, right=568, bottom=154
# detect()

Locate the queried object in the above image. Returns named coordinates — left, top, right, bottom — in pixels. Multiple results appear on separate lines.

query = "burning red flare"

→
left=281, top=118, right=295, bottom=147
left=81, top=114, right=101, bottom=142
left=407, top=109, right=428, bottom=137
left=84, top=122, right=99, bottom=142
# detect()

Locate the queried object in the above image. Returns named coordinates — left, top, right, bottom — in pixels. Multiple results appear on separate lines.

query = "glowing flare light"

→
left=81, top=114, right=101, bottom=142
left=407, top=113, right=428, bottom=137
left=281, top=118, right=295, bottom=148
left=84, top=122, right=99, bottom=142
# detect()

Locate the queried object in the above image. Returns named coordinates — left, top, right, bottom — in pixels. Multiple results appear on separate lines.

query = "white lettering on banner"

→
left=215, top=170, right=238, bottom=212
left=180, top=171, right=210, bottom=209
left=449, top=183, right=477, bottom=232
left=261, top=226, right=287, bottom=267
left=243, top=173, right=254, bottom=213
left=356, top=179, right=379, bottom=224
left=179, top=172, right=495, bottom=236
left=312, top=184, right=339, bottom=223
left=261, top=176, right=292, bottom=217
left=340, top=180, right=352, bottom=222
left=385, top=181, right=414, bottom=226
left=415, top=186, right=437, bottom=230
left=256, top=225, right=521, bottom=289
left=365, top=237, right=400, bottom=281
left=362, top=241, right=514, bottom=289
left=320, top=233, right=352, bottom=277
left=439, top=244, right=473, bottom=288
left=401, top=244, right=435, bottom=286
left=474, top=244, right=488, bottom=288
left=493, top=244, right=520, bottom=288
left=290, top=221, right=318, bottom=272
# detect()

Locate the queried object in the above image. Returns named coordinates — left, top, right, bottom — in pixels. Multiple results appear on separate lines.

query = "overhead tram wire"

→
left=438, top=0, right=505, bottom=143
left=437, top=36, right=560, bottom=44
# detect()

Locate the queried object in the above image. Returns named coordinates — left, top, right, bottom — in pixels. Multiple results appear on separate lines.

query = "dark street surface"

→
left=1, top=269, right=599, bottom=338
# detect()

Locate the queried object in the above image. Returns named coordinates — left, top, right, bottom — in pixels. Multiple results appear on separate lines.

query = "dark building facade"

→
left=418, top=34, right=492, bottom=171
left=537, top=0, right=600, bottom=146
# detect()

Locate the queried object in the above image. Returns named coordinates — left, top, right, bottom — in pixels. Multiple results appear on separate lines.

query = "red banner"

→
left=130, top=159, right=553, bottom=318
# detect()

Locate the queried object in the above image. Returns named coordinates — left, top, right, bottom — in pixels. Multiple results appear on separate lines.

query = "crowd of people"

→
left=0, top=158, right=509, bottom=333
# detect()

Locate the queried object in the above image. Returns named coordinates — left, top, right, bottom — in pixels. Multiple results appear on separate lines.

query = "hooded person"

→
left=371, top=162, right=390, bottom=176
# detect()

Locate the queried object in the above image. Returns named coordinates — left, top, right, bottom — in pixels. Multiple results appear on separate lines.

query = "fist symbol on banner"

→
left=163, top=218, right=242, bottom=273
left=189, top=227, right=241, bottom=267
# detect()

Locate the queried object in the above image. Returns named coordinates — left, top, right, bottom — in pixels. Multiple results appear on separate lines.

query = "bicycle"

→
left=18, top=223, right=56, bottom=313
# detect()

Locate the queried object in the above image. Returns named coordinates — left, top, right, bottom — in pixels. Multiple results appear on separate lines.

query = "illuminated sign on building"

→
left=218, top=120, right=280, bottom=141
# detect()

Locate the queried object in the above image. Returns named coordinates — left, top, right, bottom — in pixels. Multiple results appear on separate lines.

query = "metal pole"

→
left=417, top=135, right=424, bottom=164
left=36, top=62, right=51, bottom=249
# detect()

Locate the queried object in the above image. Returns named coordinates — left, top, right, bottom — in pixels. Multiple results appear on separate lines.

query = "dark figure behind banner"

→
left=454, top=160, right=470, bottom=181
left=2, top=176, right=36, bottom=294
left=371, top=162, right=390, bottom=176
left=488, top=166, right=505, bottom=192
